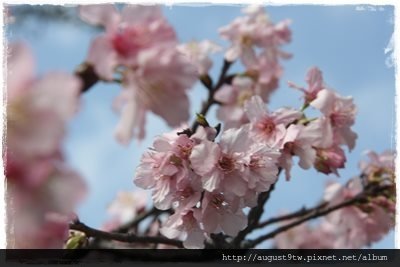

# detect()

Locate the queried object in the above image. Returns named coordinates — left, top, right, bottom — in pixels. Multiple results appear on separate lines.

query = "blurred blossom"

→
left=79, top=4, right=197, bottom=144
left=177, top=40, right=222, bottom=76
left=5, top=42, right=86, bottom=248
left=215, top=6, right=291, bottom=129
left=107, top=190, right=147, bottom=225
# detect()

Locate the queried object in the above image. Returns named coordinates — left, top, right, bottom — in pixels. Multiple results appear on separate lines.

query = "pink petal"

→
left=202, top=170, right=223, bottom=192
left=294, top=146, right=316, bottom=170
left=214, top=84, right=236, bottom=104
left=241, top=46, right=257, bottom=67
left=184, top=228, right=205, bottom=249
left=244, top=95, right=267, bottom=123
left=30, top=73, right=81, bottom=120
left=121, top=5, right=162, bottom=24
left=274, top=108, right=302, bottom=126
left=220, top=212, right=247, bottom=236
left=7, top=42, right=35, bottom=99
left=79, top=4, right=120, bottom=32
left=86, top=36, right=118, bottom=81
left=225, top=45, right=241, bottom=62
left=310, top=89, right=335, bottom=115
left=190, top=141, right=220, bottom=176
left=220, top=126, right=251, bottom=153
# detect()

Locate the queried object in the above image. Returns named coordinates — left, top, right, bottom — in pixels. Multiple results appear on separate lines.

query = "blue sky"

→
left=6, top=4, right=395, bottom=248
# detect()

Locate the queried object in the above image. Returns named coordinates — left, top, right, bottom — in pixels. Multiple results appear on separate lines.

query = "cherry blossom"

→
left=322, top=177, right=394, bottom=248
left=278, top=124, right=317, bottom=180
left=190, top=125, right=280, bottom=196
left=80, top=5, right=197, bottom=144
left=199, top=192, right=247, bottom=237
left=177, top=40, right=222, bottom=76
left=215, top=76, right=280, bottom=129
left=288, top=66, right=325, bottom=105
left=311, top=89, right=358, bottom=151
left=107, top=191, right=148, bottom=225
left=113, top=46, right=197, bottom=143
left=5, top=42, right=86, bottom=248
left=244, top=95, right=302, bottom=147
left=134, top=130, right=201, bottom=210
left=219, top=5, right=291, bottom=67
left=359, top=150, right=395, bottom=180
left=274, top=220, right=334, bottom=249
left=314, top=145, right=347, bottom=176
left=79, top=4, right=177, bottom=80
left=160, top=209, right=205, bottom=249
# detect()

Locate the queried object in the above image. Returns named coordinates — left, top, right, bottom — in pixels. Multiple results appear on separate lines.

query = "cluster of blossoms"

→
left=5, top=43, right=86, bottom=248
left=131, top=6, right=361, bottom=249
left=134, top=125, right=280, bottom=248
left=79, top=4, right=214, bottom=144
left=275, top=150, right=395, bottom=249
left=6, top=3, right=395, bottom=251
left=216, top=6, right=291, bottom=128
left=133, top=64, right=359, bottom=248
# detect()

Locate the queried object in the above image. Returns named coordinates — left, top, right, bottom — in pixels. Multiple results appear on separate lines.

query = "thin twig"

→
left=70, top=221, right=183, bottom=248
left=191, top=60, right=233, bottom=132
left=256, top=202, right=328, bottom=229
left=113, top=207, right=169, bottom=234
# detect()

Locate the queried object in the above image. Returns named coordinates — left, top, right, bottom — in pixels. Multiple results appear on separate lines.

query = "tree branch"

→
left=256, top=202, right=328, bottom=229
left=69, top=220, right=183, bottom=248
left=75, top=63, right=99, bottom=93
left=113, top=207, right=170, bottom=234
left=191, top=59, right=233, bottom=132
left=244, top=184, right=390, bottom=248
left=231, top=168, right=281, bottom=248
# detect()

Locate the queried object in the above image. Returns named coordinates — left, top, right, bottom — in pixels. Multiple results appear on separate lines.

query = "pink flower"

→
left=160, top=209, right=205, bottom=249
left=177, top=40, right=222, bottom=76
left=113, top=46, right=197, bottom=143
left=5, top=42, right=86, bottom=249
left=107, top=191, right=148, bottom=224
left=274, top=221, right=334, bottom=249
left=219, top=5, right=291, bottom=67
left=215, top=75, right=281, bottom=129
left=6, top=44, right=81, bottom=166
left=6, top=42, right=35, bottom=99
left=244, top=95, right=302, bottom=147
left=214, top=77, right=257, bottom=129
left=311, top=89, right=358, bottom=151
left=190, top=125, right=280, bottom=196
left=134, top=131, right=201, bottom=210
left=359, top=150, right=395, bottom=179
left=323, top=177, right=394, bottom=248
left=241, top=140, right=281, bottom=194
left=248, top=48, right=285, bottom=90
left=7, top=163, right=86, bottom=249
left=278, top=124, right=318, bottom=180
left=10, top=212, right=70, bottom=249
left=200, top=192, right=247, bottom=237
left=79, top=4, right=177, bottom=80
left=288, top=66, right=325, bottom=104
left=314, top=145, right=346, bottom=176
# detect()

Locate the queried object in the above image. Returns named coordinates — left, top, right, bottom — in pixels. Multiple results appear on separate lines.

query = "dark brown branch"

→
left=231, top=168, right=281, bottom=248
left=256, top=202, right=328, bottom=229
left=75, top=63, right=99, bottom=93
left=70, top=221, right=183, bottom=248
left=113, top=207, right=169, bottom=234
left=191, top=60, right=233, bottom=132
left=244, top=184, right=390, bottom=248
